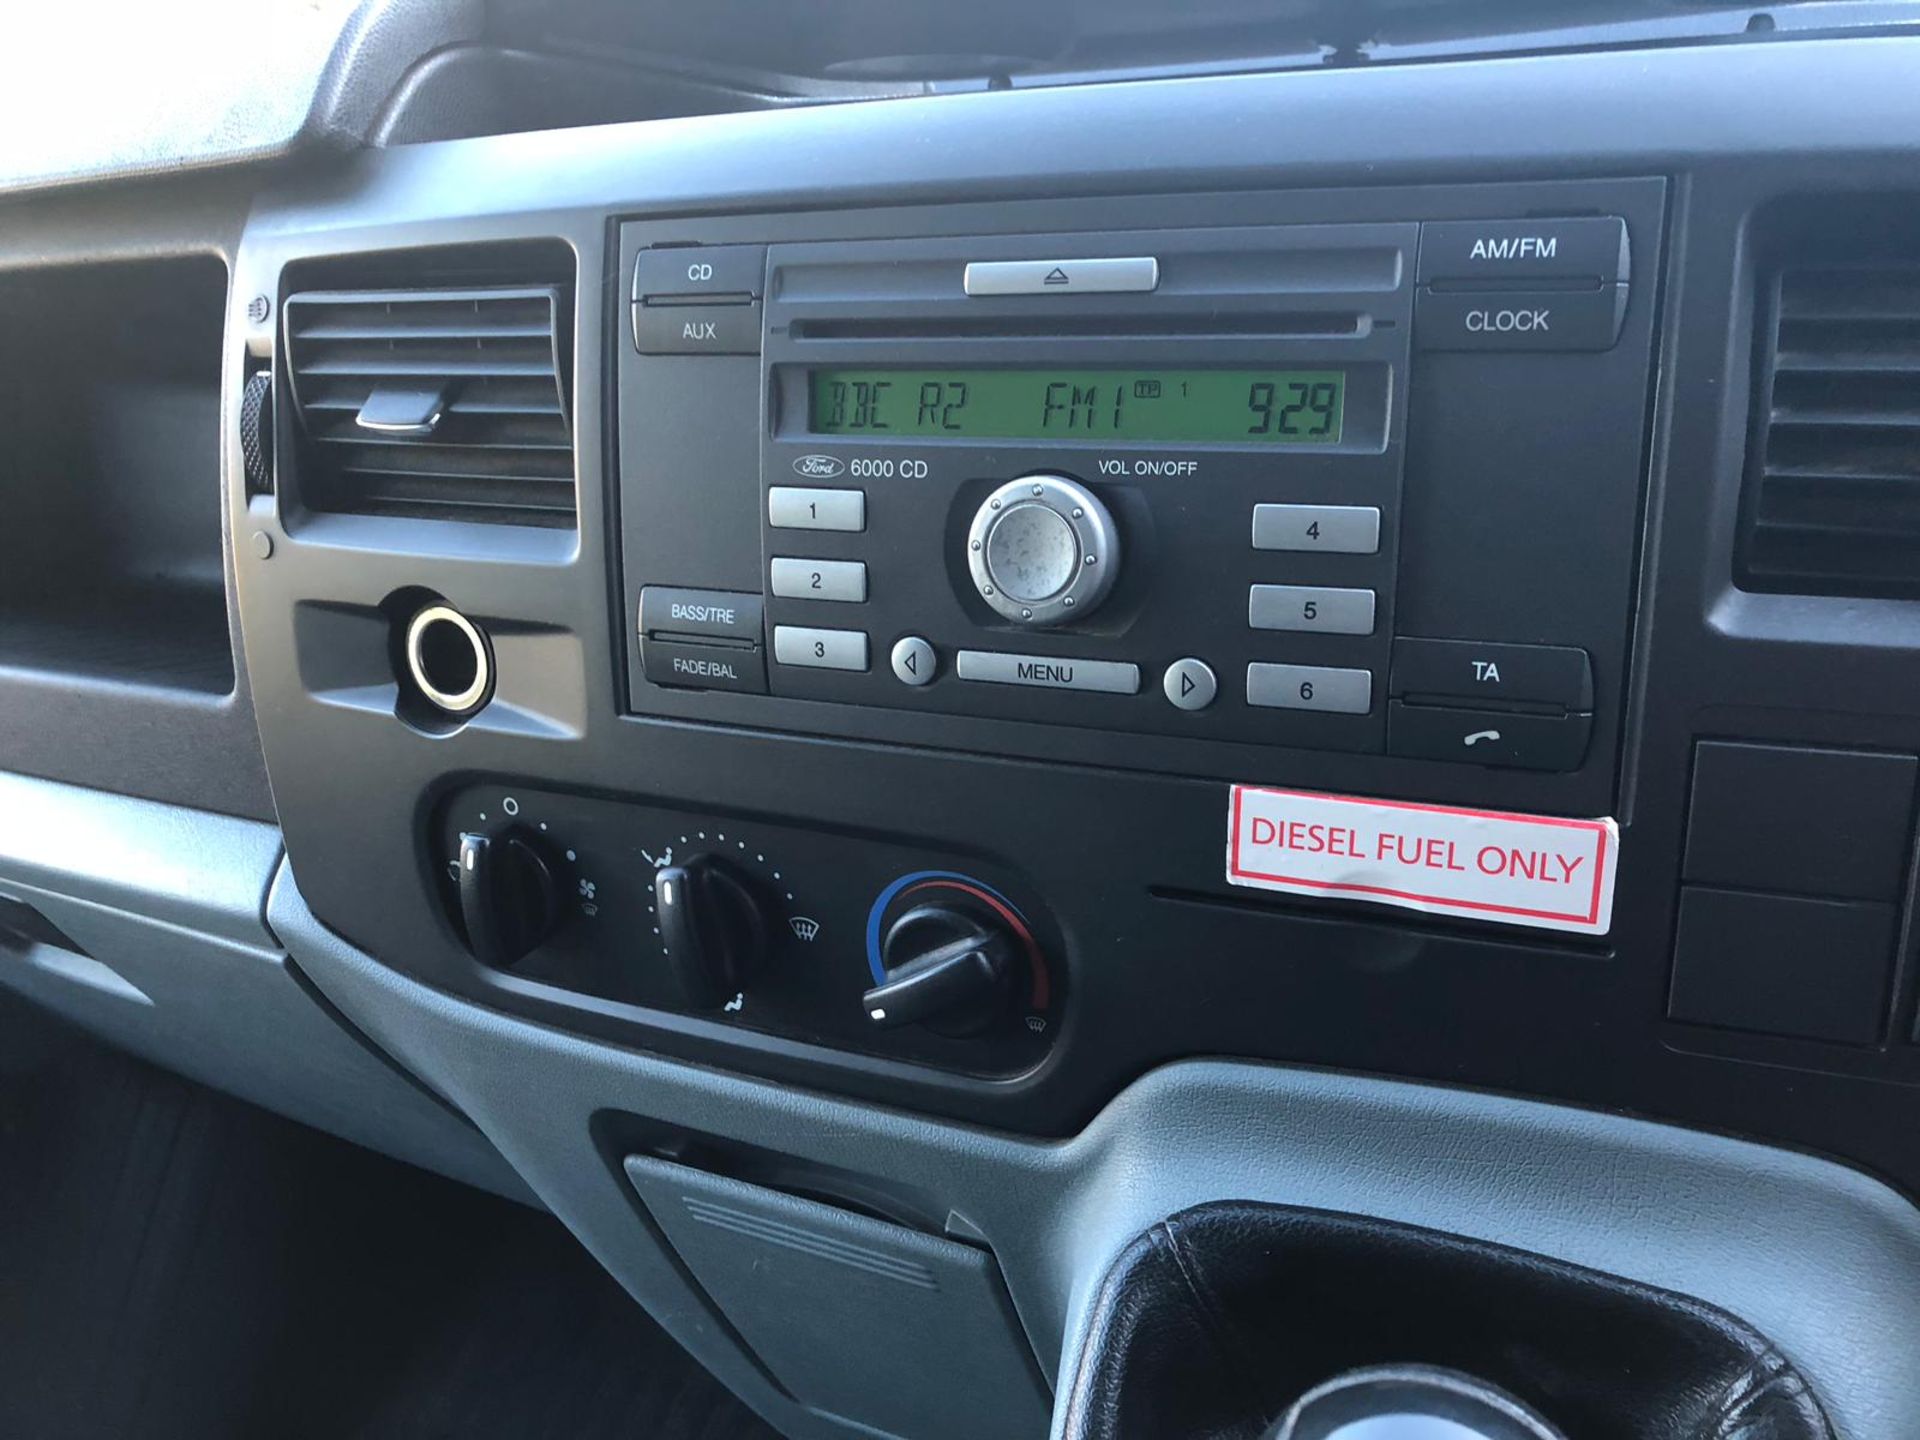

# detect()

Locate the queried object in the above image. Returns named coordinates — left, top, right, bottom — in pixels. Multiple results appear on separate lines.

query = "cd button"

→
left=633, top=244, right=766, bottom=302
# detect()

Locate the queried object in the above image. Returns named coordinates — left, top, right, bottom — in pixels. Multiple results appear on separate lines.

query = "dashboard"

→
left=6, top=7, right=1920, bottom=1438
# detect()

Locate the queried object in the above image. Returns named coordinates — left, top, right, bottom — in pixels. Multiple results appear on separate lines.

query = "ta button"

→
left=1163, top=658, right=1217, bottom=711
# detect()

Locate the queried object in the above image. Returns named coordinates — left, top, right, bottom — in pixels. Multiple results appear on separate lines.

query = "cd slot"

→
left=791, top=312, right=1370, bottom=342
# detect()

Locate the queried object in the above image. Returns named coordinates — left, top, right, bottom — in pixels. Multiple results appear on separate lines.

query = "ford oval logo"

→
left=793, top=454, right=845, bottom=479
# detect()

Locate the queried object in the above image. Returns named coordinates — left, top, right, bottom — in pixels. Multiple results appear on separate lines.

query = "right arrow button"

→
left=1163, top=657, right=1218, bottom=711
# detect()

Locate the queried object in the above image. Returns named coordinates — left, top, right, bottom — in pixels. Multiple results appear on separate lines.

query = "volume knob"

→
left=966, top=474, right=1119, bottom=626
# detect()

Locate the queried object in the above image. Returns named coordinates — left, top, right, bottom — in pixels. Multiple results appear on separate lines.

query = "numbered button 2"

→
left=771, top=558, right=868, bottom=603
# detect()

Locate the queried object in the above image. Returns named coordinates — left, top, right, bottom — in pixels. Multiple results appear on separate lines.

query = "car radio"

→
left=615, top=183, right=1659, bottom=798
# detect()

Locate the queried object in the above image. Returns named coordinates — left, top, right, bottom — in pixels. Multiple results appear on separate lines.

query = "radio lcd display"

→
left=808, top=368, right=1346, bottom=444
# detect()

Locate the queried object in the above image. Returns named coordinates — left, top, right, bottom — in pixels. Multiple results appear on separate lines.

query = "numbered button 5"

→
left=771, top=558, right=868, bottom=603
left=1248, top=584, right=1376, bottom=636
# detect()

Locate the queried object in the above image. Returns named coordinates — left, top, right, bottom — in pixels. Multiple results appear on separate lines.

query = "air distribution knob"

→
left=653, top=854, right=770, bottom=1010
left=863, top=904, right=1017, bottom=1036
left=457, top=829, right=561, bottom=968
left=966, top=473, right=1119, bottom=626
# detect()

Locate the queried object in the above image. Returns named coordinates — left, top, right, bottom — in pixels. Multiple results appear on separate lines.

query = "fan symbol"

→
left=578, top=879, right=597, bottom=900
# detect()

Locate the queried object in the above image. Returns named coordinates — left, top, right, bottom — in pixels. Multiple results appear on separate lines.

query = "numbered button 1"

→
left=773, top=625, right=869, bottom=672
left=1247, top=663, right=1372, bottom=715
left=770, top=558, right=867, bottom=602
left=1251, top=504, right=1381, bottom=555
left=768, top=487, right=865, bottom=532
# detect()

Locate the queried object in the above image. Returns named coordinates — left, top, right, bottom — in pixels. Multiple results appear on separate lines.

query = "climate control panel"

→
left=434, top=784, right=1061, bottom=1076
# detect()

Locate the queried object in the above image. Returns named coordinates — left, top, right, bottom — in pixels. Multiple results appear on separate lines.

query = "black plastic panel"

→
left=228, top=38, right=1920, bottom=1204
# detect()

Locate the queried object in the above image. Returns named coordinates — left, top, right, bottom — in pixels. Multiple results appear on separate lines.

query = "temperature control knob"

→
left=653, top=855, right=770, bottom=1010
left=966, top=473, right=1119, bottom=626
left=863, top=904, right=1017, bottom=1036
left=457, top=829, right=561, bottom=968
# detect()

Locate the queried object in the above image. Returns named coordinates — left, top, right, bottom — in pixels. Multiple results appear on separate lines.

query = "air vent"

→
left=1741, top=267, right=1920, bottom=596
left=283, top=286, right=574, bottom=527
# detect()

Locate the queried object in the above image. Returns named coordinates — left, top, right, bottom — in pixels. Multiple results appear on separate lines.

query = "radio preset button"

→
left=1247, top=663, right=1373, bottom=715
left=956, top=650, right=1140, bottom=695
left=769, top=487, right=865, bottom=532
left=774, top=625, right=869, bottom=672
left=962, top=256, right=1159, bottom=296
left=1252, top=504, right=1381, bottom=555
left=1249, top=584, right=1377, bottom=636
left=1163, top=658, right=1217, bottom=711
left=770, top=557, right=868, bottom=603
left=966, top=474, right=1119, bottom=626
left=891, top=636, right=937, bottom=686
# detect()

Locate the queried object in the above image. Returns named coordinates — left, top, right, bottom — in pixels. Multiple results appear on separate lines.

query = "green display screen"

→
left=808, top=368, right=1346, bottom=443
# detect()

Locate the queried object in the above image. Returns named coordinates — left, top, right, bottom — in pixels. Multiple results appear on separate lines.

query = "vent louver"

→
left=283, top=286, right=574, bottom=527
left=1742, top=267, right=1920, bottom=596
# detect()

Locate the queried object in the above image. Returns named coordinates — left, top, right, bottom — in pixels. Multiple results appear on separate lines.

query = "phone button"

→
left=1387, top=701, right=1591, bottom=772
